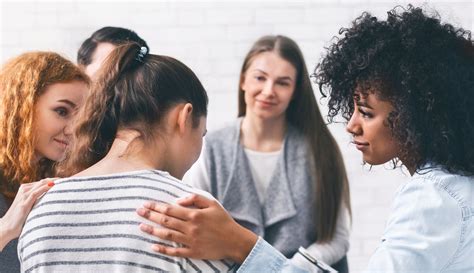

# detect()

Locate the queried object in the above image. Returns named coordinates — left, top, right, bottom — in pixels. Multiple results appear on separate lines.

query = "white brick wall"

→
left=1, top=1, right=473, bottom=271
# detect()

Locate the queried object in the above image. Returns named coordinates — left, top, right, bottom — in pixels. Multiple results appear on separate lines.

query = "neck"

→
left=240, top=114, right=287, bottom=152
left=74, top=129, right=165, bottom=177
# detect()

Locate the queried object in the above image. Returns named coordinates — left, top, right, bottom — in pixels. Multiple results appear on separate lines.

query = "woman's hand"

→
left=136, top=194, right=258, bottom=263
left=0, top=178, right=55, bottom=251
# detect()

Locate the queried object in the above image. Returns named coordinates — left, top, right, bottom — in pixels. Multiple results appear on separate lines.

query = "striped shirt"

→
left=18, top=170, right=235, bottom=273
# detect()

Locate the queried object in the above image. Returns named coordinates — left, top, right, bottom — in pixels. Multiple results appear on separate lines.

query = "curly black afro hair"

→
left=315, top=5, right=474, bottom=176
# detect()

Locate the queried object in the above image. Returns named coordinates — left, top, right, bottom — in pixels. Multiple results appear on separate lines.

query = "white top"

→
left=183, top=141, right=351, bottom=267
left=243, top=148, right=281, bottom=204
left=19, top=170, right=235, bottom=273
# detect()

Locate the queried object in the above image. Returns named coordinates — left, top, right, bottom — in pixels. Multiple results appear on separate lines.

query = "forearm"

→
left=0, top=218, right=13, bottom=252
left=238, top=238, right=309, bottom=273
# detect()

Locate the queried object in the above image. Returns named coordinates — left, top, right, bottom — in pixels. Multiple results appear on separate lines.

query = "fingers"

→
left=142, top=201, right=193, bottom=221
left=29, top=181, right=53, bottom=201
left=176, top=194, right=214, bottom=209
left=136, top=207, right=188, bottom=233
left=22, top=180, right=54, bottom=211
left=151, top=244, right=194, bottom=258
left=139, top=223, right=188, bottom=245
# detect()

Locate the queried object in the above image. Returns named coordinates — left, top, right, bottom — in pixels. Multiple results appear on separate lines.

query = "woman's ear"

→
left=177, top=103, right=193, bottom=134
left=239, top=74, right=247, bottom=92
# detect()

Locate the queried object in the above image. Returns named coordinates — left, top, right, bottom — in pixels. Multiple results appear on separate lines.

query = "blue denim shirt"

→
left=238, top=168, right=474, bottom=273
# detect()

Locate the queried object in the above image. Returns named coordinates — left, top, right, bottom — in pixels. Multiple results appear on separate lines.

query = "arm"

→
left=137, top=194, right=316, bottom=272
left=0, top=179, right=54, bottom=251
left=291, top=205, right=351, bottom=267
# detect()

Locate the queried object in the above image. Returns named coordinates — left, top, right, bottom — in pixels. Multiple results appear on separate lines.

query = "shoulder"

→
left=408, top=168, right=474, bottom=212
left=366, top=169, right=473, bottom=271
left=374, top=168, right=473, bottom=270
left=205, top=120, right=239, bottom=144
left=391, top=168, right=471, bottom=225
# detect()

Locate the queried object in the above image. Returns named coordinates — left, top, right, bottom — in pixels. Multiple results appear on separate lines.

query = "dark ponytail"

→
left=57, top=43, right=207, bottom=176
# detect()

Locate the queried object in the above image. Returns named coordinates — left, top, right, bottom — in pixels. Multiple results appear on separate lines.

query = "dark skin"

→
left=136, top=194, right=258, bottom=263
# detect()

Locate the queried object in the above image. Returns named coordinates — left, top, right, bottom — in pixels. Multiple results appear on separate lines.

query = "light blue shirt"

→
left=238, top=167, right=474, bottom=273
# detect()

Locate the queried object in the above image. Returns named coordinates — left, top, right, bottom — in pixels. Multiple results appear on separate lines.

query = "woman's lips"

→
left=256, top=100, right=276, bottom=107
left=352, top=140, right=369, bottom=150
left=54, top=138, right=69, bottom=148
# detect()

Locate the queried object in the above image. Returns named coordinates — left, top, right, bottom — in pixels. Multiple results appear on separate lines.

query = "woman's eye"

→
left=277, top=81, right=290, bottom=87
left=255, top=76, right=265, bottom=81
left=359, top=108, right=372, bottom=118
left=54, top=107, right=68, bottom=117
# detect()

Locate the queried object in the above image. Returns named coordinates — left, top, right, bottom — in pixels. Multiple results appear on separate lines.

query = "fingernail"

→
left=152, top=244, right=162, bottom=252
left=139, top=223, right=149, bottom=232
left=47, top=181, right=55, bottom=187
left=136, top=208, right=149, bottom=217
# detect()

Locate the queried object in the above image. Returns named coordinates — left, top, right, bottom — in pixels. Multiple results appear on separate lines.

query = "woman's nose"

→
left=346, top=111, right=361, bottom=136
left=261, top=81, right=275, bottom=96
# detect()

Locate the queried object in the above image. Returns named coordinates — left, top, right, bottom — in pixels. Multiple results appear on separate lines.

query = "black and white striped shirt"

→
left=18, top=170, right=235, bottom=273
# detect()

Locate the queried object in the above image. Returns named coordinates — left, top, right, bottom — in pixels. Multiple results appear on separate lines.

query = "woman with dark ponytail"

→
left=18, top=43, right=234, bottom=272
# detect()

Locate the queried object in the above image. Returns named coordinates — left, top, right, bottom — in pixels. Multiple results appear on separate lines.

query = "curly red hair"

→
left=0, top=52, right=89, bottom=202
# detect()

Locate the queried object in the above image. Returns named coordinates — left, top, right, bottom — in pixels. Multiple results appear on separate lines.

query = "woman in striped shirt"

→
left=19, top=43, right=234, bottom=273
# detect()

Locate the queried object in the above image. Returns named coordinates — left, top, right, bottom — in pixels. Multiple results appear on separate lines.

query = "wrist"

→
left=0, top=218, right=13, bottom=251
left=229, top=224, right=258, bottom=264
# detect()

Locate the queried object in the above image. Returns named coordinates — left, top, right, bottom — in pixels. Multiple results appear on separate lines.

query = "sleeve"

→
left=182, top=140, right=211, bottom=192
left=291, top=204, right=351, bottom=266
left=365, top=178, right=462, bottom=272
left=238, top=237, right=311, bottom=273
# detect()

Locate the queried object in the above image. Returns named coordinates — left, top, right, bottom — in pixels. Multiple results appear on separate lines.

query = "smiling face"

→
left=33, top=80, right=87, bottom=162
left=240, top=51, right=296, bottom=122
left=346, top=91, right=399, bottom=165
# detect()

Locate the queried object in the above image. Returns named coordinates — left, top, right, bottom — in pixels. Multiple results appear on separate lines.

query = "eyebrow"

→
left=356, top=100, right=373, bottom=109
left=57, top=99, right=77, bottom=108
left=253, top=69, right=294, bottom=81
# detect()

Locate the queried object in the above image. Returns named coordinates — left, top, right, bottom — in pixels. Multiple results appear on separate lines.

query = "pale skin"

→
left=136, top=91, right=410, bottom=264
left=240, top=51, right=296, bottom=152
left=0, top=179, right=54, bottom=251
left=0, top=80, right=86, bottom=251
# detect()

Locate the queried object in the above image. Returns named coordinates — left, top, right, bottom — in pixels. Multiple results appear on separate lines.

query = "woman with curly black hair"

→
left=313, top=6, right=474, bottom=272
left=134, top=6, right=474, bottom=272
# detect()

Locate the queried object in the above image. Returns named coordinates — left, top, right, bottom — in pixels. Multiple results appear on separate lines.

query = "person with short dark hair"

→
left=77, top=26, right=148, bottom=77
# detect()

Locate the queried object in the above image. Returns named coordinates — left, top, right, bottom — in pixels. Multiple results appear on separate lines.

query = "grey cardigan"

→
left=204, top=120, right=318, bottom=257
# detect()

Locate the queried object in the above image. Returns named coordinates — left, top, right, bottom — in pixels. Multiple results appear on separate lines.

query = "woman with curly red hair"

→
left=0, top=52, right=89, bottom=272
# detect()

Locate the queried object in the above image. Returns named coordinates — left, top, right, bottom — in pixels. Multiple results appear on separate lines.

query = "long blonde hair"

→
left=0, top=52, right=89, bottom=201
